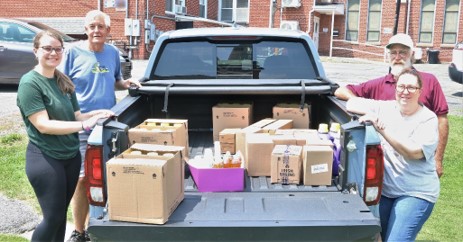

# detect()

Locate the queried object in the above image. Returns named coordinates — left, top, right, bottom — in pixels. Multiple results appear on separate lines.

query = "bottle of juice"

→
left=231, top=151, right=242, bottom=168
left=317, top=123, right=331, bottom=141
left=223, top=151, right=232, bottom=168
left=329, top=122, right=341, bottom=176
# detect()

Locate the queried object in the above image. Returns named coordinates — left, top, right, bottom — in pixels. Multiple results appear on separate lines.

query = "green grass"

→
left=0, top=134, right=33, bottom=201
left=0, top=116, right=462, bottom=240
left=0, top=234, right=28, bottom=242
left=417, top=115, right=463, bottom=241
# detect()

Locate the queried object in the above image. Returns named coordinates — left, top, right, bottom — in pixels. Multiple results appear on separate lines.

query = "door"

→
left=0, top=22, right=36, bottom=84
left=313, top=17, right=320, bottom=50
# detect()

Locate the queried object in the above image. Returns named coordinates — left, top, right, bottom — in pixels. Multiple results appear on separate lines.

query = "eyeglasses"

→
left=39, top=46, right=64, bottom=54
left=396, top=85, right=420, bottom=93
left=390, top=50, right=409, bottom=58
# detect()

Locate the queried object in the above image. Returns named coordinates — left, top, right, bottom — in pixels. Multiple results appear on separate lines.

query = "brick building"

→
left=1, top=0, right=461, bottom=62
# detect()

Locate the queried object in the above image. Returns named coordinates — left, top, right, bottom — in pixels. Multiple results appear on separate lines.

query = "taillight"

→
left=85, top=144, right=106, bottom=207
left=363, top=144, right=384, bottom=206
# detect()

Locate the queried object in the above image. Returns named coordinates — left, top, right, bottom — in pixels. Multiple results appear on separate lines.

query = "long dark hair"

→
left=33, top=30, right=75, bottom=94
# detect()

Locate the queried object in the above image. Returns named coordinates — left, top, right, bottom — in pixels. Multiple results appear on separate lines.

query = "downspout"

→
left=405, top=0, right=410, bottom=34
left=126, top=0, right=129, bottom=18
left=329, top=9, right=334, bottom=57
left=135, top=0, right=139, bottom=19
left=393, top=0, right=400, bottom=35
left=135, top=0, right=139, bottom=58
left=145, top=0, right=153, bottom=53
left=127, top=0, right=132, bottom=59
left=146, top=0, right=149, bottom=19
left=269, top=0, right=274, bottom=28
left=307, top=0, right=315, bottom=34
left=97, top=0, right=101, bottom=10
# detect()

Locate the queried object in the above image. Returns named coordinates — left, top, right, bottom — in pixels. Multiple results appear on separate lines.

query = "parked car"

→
left=0, top=18, right=132, bottom=85
left=449, top=41, right=463, bottom=84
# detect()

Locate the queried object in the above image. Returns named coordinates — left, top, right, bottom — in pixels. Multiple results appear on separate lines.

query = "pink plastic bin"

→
left=188, top=165, right=245, bottom=192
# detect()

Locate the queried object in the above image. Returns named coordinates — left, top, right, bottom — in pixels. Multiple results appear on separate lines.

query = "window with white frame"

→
left=367, top=0, right=381, bottom=42
left=220, top=0, right=249, bottom=24
left=165, top=0, right=185, bottom=13
left=419, top=0, right=435, bottom=43
left=200, top=0, right=207, bottom=18
left=346, top=0, right=360, bottom=41
left=442, top=0, right=459, bottom=44
left=165, top=0, right=173, bottom=12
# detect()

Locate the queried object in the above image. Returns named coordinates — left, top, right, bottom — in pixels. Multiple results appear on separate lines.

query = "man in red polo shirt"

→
left=334, top=33, right=449, bottom=178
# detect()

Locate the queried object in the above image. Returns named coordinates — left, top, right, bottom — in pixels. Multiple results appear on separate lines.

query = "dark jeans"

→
left=26, top=142, right=81, bottom=242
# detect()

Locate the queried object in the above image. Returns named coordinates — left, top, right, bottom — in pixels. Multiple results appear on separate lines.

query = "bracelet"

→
left=81, top=122, right=91, bottom=132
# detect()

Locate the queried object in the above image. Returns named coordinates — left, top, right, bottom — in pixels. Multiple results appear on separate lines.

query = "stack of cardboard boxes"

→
left=105, top=102, right=336, bottom=225
left=106, top=144, right=185, bottom=225
left=106, top=119, right=190, bottom=225
left=213, top=102, right=333, bottom=185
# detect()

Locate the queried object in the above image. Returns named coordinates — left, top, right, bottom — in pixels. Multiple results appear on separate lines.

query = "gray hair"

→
left=85, top=10, right=111, bottom=27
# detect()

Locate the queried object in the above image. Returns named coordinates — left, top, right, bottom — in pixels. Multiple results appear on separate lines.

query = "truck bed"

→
left=88, top=131, right=380, bottom=241
left=89, top=191, right=379, bottom=241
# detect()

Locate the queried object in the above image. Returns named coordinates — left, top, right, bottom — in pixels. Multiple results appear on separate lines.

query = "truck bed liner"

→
left=89, top=192, right=379, bottom=241
left=88, top=130, right=381, bottom=241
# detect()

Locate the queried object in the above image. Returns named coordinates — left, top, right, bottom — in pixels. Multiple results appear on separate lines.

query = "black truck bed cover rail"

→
left=130, top=79, right=338, bottom=95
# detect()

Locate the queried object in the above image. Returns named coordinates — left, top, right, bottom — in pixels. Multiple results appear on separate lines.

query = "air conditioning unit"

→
left=281, top=0, right=301, bottom=8
left=174, top=5, right=186, bottom=15
left=280, top=20, right=300, bottom=31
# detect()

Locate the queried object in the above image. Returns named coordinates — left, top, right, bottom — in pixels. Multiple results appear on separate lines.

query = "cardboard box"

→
left=245, top=133, right=274, bottom=176
left=106, top=144, right=184, bottom=224
left=220, top=142, right=235, bottom=154
left=187, top=154, right=245, bottom=192
left=128, top=119, right=189, bottom=157
left=262, top=119, right=293, bottom=134
left=271, top=135, right=298, bottom=146
left=219, top=128, right=240, bottom=143
left=271, top=145, right=302, bottom=184
left=273, top=103, right=311, bottom=128
left=303, top=145, right=333, bottom=186
left=292, top=129, right=318, bottom=146
left=235, top=119, right=275, bottom=159
left=119, top=143, right=186, bottom=160
left=212, top=103, right=252, bottom=141
left=273, top=129, right=318, bottom=146
left=219, top=128, right=241, bottom=154
left=305, top=132, right=334, bottom=147
left=249, top=118, right=277, bottom=128
left=273, top=129, right=317, bottom=135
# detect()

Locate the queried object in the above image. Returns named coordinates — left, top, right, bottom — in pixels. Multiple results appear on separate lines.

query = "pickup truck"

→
left=85, top=27, right=384, bottom=241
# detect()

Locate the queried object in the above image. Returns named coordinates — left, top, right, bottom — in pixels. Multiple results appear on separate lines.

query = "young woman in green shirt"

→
left=16, top=30, right=113, bottom=242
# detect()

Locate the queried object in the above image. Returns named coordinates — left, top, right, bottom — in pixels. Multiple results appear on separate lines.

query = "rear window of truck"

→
left=152, top=39, right=317, bottom=80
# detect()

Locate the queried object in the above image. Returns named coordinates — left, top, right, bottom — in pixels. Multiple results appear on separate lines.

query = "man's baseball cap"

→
left=386, top=33, right=414, bottom=49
